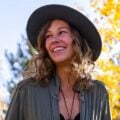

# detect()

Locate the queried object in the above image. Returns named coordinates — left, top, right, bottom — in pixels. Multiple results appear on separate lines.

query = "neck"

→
left=56, top=64, right=73, bottom=91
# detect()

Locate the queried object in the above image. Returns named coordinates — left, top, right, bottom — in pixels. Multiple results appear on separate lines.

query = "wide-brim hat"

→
left=26, top=4, right=102, bottom=61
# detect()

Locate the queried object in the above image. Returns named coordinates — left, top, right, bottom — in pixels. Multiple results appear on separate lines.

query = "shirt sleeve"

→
left=102, top=92, right=111, bottom=120
left=5, top=85, right=24, bottom=120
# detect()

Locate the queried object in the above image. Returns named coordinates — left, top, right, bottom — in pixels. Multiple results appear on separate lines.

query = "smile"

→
left=52, top=47, right=65, bottom=53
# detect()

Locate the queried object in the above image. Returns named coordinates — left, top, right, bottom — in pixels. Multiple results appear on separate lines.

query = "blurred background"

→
left=0, top=0, right=120, bottom=120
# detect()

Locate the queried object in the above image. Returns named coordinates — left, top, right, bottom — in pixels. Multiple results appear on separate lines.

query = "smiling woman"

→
left=45, top=20, right=75, bottom=64
left=5, top=4, right=111, bottom=120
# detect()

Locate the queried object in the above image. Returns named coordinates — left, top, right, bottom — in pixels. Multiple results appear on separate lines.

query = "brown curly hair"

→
left=23, top=20, right=94, bottom=89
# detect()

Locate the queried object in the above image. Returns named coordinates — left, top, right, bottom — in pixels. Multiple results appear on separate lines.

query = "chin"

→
left=53, top=59, right=65, bottom=64
left=52, top=57, right=72, bottom=65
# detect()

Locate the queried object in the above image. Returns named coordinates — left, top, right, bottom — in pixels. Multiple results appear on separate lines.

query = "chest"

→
left=23, top=85, right=103, bottom=120
left=59, top=92, right=80, bottom=120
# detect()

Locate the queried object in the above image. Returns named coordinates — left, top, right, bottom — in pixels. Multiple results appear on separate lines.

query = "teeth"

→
left=53, top=47, right=64, bottom=52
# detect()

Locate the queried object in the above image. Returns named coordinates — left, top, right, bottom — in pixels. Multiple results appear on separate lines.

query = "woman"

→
left=5, top=4, right=111, bottom=120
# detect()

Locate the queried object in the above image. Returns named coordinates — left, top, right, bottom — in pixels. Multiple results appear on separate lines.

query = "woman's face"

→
left=45, top=19, right=75, bottom=65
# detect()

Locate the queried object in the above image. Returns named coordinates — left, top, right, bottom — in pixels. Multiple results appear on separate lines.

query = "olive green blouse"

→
left=5, top=75, right=111, bottom=120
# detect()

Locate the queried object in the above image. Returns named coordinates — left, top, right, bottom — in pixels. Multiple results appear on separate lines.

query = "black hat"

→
left=26, top=4, right=102, bottom=61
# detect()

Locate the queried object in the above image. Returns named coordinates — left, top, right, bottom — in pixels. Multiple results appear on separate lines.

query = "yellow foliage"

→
left=91, top=0, right=120, bottom=41
left=94, top=59, right=120, bottom=119
left=91, top=0, right=120, bottom=119
left=100, top=0, right=115, bottom=16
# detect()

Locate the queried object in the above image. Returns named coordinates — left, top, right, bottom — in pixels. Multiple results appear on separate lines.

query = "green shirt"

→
left=5, top=75, right=111, bottom=120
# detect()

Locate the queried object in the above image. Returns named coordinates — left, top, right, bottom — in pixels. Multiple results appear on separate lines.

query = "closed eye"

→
left=45, top=34, right=52, bottom=39
left=59, top=30, right=68, bottom=35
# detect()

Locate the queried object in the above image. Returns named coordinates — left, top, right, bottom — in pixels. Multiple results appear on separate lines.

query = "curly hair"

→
left=23, top=20, right=94, bottom=89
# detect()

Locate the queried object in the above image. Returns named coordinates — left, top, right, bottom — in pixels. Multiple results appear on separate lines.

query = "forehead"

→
left=48, top=19, right=70, bottom=30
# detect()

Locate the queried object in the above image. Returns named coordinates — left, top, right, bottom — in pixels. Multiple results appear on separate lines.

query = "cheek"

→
left=68, top=38, right=74, bottom=48
left=70, top=40, right=76, bottom=54
left=45, top=40, right=49, bottom=52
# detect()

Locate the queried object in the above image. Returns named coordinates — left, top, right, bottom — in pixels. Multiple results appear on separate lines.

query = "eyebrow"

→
left=46, top=26, right=70, bottom=33
left=58, top=26, right=70, bottom=29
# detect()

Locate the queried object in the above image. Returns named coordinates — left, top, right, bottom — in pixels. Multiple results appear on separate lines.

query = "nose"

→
left=52, top=34, right=60, bottom=42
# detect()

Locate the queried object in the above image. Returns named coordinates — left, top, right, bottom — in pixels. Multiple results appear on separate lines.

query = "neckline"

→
left=60, top=112, right=80, bottom=120
left=60, top=89, right=76, bottom=120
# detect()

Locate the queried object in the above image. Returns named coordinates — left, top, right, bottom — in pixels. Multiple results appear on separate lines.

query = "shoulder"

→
left=93, top=80, right=106, bottom=88
left=11, top=78, right=41, bottom=98
left=91, top=80, right=109, bottom=96
left=15, top=78, right=38, bottom=90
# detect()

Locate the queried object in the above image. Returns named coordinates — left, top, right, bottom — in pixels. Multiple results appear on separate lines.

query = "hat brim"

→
left=26, top=4, right=102, bottom=61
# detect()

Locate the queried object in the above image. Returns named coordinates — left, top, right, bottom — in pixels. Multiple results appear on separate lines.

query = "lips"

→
left=52, top=46, right=66, bottom=53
